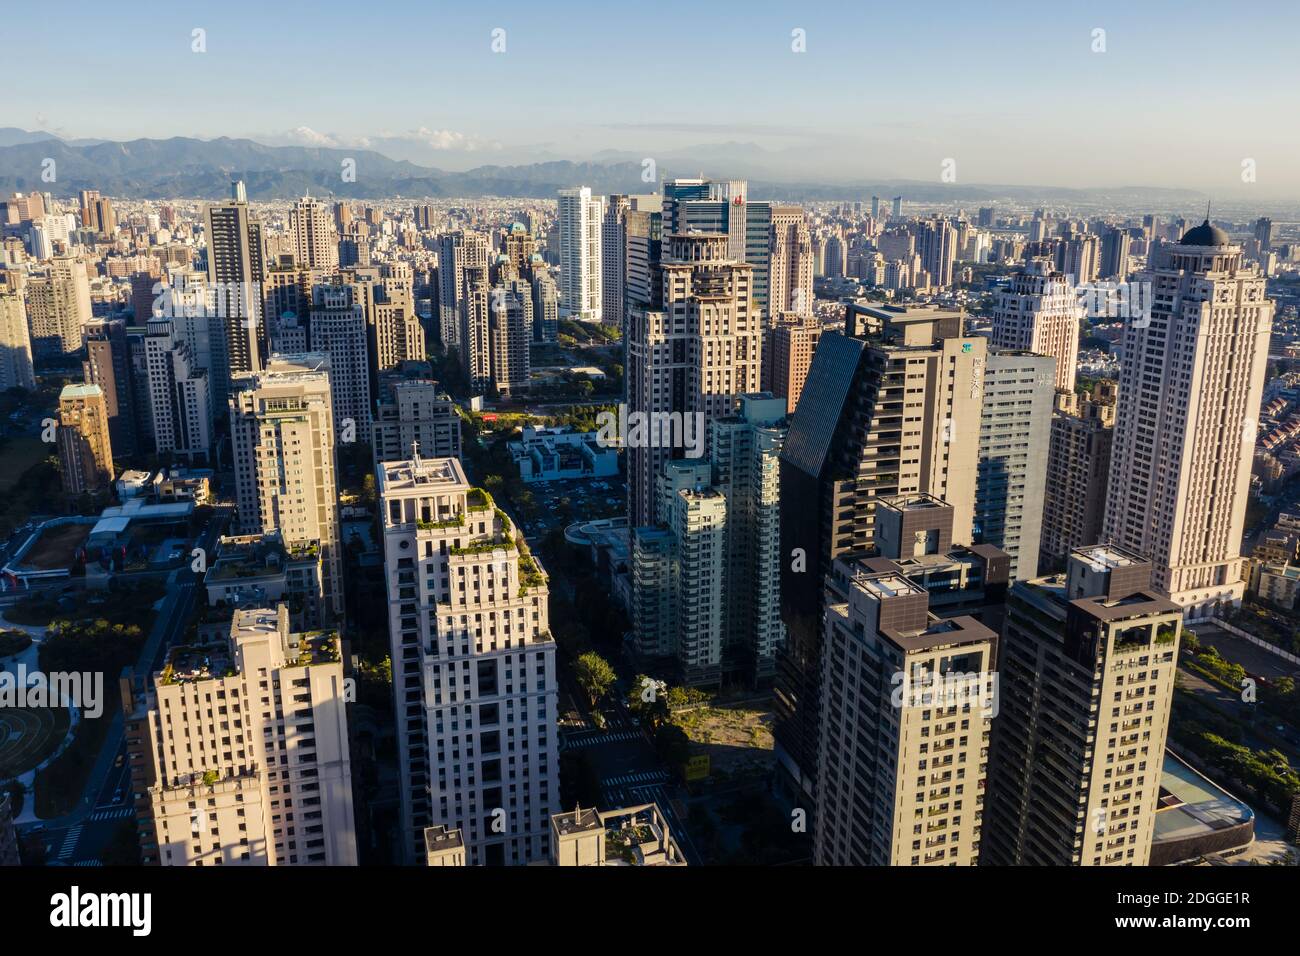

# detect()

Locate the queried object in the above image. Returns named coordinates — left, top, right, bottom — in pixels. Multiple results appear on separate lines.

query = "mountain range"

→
left=0, top=128, right=1208, bottom=205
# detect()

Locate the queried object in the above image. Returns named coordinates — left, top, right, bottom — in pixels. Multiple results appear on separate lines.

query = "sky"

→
left=6, top=0, right=1300, bottom=195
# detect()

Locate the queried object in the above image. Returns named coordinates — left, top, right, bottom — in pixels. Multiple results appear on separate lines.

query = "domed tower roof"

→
left=1179, top=219, right=1230, bottom=247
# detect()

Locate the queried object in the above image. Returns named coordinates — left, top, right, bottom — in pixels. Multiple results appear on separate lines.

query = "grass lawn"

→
left=0, top=436, right=50, bottom=494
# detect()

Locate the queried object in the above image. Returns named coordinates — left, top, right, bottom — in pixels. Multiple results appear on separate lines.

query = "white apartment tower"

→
left=145, top=605, right=357, bottom=866
left=230, top=355, right=343, bottom=621
left=145, top=319, right=212, bottom=462
left=557, top=186, right=603, bottom=322
left=990, top=260, right=1081, bottom=394
left=377, top=455, right=558, bottom=865
left=309, top=284, right=373, bottom=443
left=1101, top=221, right=1273, bottom=617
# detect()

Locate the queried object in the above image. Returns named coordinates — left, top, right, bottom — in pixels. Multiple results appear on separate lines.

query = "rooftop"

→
left=380, top=454, right=468, bottom=492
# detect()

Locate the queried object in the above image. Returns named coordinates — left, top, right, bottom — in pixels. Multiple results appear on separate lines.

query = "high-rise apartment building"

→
left=662, top=179, right=772, bottom=320
left=0, top=288, right=35, bottom=389
left=309, top=284, right=372, bottom=443
left=436, top=230, right=489, bottom=350
left=710, top=394, right=788, bottom=684
left=990, top=260, right=1081, bottom=394
left=601, top=194, right=629, bottom=329
left=917, top=218, right=958, bottom=289
left=205, top=182, right=266, bottom=406
left=142, top=605, right=357, bottom=866
left=983, top=546, right=1181, bottom=865
left=488, top=281, right=531, bottom=395
left=83, top=318, right=139, bottom=456
left=1102, top=221, right=1273, bottom=616
left=557, top=186, right=603, bottom=322
left=1099, top=227, right=1131, bottom=280
left=26, top=256, right=92, bottom=359
left=56, top=382, right=114, bottom=494
left=625, top=232, right=760, bottom=529
left=632, top=461, right=727, bottom=685
left=812, top=556, right=997, bottom=865
left=377, top=454, right=558, bottom=864
left=974, top=351, right=1055, bottom=580
left=1040, top=384, right=1116, bottom=572
left=230, top=355, right=343, bottom=621
left=776, top=305, right=985, bottom=806
left=767, top=313, right=821, bottom=411
left=290, top=195, right=338, bottom=271
left=373, top=377, right=462, bottom=464
left=145, top=319, right=212, bottom=462
left=768, top=206, right=814, bottom=319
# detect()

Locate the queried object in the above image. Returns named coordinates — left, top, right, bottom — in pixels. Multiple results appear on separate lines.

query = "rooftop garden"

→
left=449, top=535, right=515, bottom=557
left=288, top=630, right=341, bottom=668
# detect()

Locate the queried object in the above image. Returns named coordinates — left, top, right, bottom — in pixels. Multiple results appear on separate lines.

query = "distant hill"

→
left=0, top=131, right=1209, bottom=204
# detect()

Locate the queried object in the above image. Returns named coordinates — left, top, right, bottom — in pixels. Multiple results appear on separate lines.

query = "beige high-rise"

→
left=145, top=605, right=357, bottom=866
left=768, top=206, right=814, bottom=319
left=990, top=259, right=1080, bottom=394
left=290, top=196, right=338, bottom=271
left=813, top=560, right=997, bottom=865
left=983, top=546, right=1181, bottom=865
left=626, top=232, right=760, bottom=529
left=0, top=288, right=35, bottom=390
left=230, top=355, right=343, bottom=622
left=26, top=256, right=92, bottom=359
left=1102, top=222, right=1273, bottom=617
left=57, top=382, right=114, bottom=494
left=377, top=455, right=557, bottom=865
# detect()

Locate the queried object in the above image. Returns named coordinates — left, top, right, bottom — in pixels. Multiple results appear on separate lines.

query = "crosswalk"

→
left=601, top=770, right=669, bottom=788
left=73, top=860, right=104, bottom=867
left=89, top=807, right=134, bottom=822
left=55, top=824, right=83, bottom=861
left=561, top=729, right=642, bottom=750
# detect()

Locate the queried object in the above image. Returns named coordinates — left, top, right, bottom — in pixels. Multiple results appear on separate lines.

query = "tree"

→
left=628, top=674, right=669, bottom=728
left=574, top=651, right=616, bottom=708
left=1182, top=630, right=1201, bottom=654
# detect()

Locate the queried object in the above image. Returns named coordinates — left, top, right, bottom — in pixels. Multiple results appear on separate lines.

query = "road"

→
left=16, top=507, right=228, bottom=865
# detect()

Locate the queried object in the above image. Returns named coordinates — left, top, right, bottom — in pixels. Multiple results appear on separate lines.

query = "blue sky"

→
left=7, top=0, right=1300, bottom=192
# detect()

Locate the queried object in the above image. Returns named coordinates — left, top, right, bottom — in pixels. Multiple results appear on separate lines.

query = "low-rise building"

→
left=550, top=803, right=687, bottom=866
left=508, top=425, right=618, bottom=482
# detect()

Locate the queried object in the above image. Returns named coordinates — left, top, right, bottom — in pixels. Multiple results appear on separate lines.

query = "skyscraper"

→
left=56, top=383, right=114, bottom=494
left=983, top=546, right=1181, bottom=866
left=83, top=318, right=139, bottom=456
left=290, top=195, right=339, bottom=271
left=1040, top=384, right=1116, bottom=572
left=626, top=232, right=760, bottom=529
left=376, top=454, right=557, bottom=864
left=0, top=288, right=35, bottom=390
left=776, top=305, right=985, bottom=805
left=205, top=182, right=266, bottom=406
left=601, top=194, right=629, bottom=330
left=768, top=206, right=814, bottom=319
left=974, top=351, right=1056, bottom=580
left=26, top=256, right=92, bottom=359
left=142, top=605, right=357, bottom=866
left=436, top=231, right=489, bottom=350
left=812, top=557, right=997, bottom=865
left=662, top=179, right=772, bottom=322
left=1102, top=221, right=1273, bottom=616
left=145, top=319, right=212, bottom=462
left=990, top=260, right=1081, bottom=394
left=557, top=186, right=603, bottom=322
left=230, top=355, right=343, bottom=622
left=309, top=284, right=373, bottom=443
